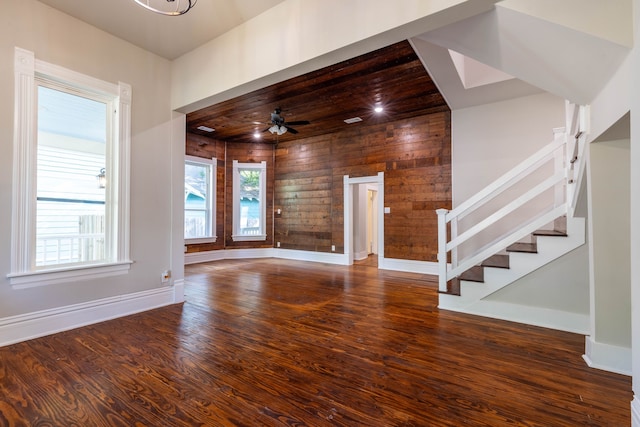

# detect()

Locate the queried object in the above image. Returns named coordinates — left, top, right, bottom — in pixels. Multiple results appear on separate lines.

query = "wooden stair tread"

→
left=440, top=277, right=460, bottom=296
left=533, top=229, right=567, bottom=237
left=506, top=242, right=537, bottom=253
left=481, top=254, right=510, bottom=269
left=459, top=265, right=484, bottom=282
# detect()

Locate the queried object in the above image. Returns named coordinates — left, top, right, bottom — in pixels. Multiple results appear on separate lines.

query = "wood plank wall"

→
left=185, top=110, right=451, bottom=262
left=275, top=111, right=451, bottom=261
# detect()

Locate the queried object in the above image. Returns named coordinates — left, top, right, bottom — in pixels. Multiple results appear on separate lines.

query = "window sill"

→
left=8, top=260, right=133, bottom=289
left=231, top=234, right=267, bottom=242
left=185, top=236, right=218, bottom=245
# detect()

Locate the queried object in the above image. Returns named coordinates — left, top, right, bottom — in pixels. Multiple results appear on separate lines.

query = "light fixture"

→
left=132, top=0, right=197, bottom=16
left=269, top=125, right=287, bottom=136
left=97, top=168, right=106, bottom=189
left=374, top=106, right=384, bottom=113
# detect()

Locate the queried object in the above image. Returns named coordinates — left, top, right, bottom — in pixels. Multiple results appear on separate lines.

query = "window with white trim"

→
left=9, top=47, right=132, bottom=288
left=232, top=160, right=267, bottom=241
left=184, top=156, right=216, bottom=243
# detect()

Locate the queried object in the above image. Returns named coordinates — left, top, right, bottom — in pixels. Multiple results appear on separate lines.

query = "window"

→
left=184, top=156, right=216, bottom=243
left=232, top=160, right=267, bottom=241
left=9, top=47, right=132, bottom=287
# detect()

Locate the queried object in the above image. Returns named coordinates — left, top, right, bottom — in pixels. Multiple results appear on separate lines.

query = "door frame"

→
left=343, top=172, right=384, bottom=267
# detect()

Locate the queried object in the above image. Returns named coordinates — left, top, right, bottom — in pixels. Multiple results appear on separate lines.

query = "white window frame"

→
left=232, top=160, right=267, bottom=242
left=8, top=47, right=132, bottom=288
left=184, top=155, right=217, bottom=244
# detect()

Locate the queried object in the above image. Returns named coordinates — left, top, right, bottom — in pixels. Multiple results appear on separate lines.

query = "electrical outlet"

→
left=331, top=245, right=336, bottom=252
left=161, top=270, right=171, bottom=283
left=277, top=241, right=281, bottom=248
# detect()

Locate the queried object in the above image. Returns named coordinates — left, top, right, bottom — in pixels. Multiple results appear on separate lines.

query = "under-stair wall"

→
left=439, top=93, right=590, bottom=333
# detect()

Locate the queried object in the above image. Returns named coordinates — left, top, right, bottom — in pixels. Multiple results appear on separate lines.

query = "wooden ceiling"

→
left=186, top=40, right=450, bottom=144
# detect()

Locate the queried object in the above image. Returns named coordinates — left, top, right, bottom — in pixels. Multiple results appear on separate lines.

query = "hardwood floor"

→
left=0, top=258, right=632, bottom=426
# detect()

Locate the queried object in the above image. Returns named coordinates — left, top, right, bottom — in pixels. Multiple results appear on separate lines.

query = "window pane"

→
left=36, top=86, right=107, bottom=267
left=239, top=169, right=261, bottom=234
left=184, top=162, right=211, bottom=239
left=185, top=163, right=209, bottom=209
left=185, top=210, right=207, bottom=239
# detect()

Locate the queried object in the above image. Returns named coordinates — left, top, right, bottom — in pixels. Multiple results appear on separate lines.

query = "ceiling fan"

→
left=263, top=108, right=310, bottom=136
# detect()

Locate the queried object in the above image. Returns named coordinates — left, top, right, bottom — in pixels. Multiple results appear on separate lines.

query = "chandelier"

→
left=132, top=0, right=197, bottom=16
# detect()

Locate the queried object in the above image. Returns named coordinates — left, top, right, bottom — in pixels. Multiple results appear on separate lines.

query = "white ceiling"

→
left=37, top=0, right=285, bottom=60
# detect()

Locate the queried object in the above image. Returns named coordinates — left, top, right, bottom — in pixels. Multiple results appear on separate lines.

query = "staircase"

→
left=436, top=104, right=588, bottom=332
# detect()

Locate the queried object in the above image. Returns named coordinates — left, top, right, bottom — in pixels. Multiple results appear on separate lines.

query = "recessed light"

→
left=197, top=125, right=215, bottom=132
left=253, top=131, right=261, bottom=139
left=374, top=106, right=384, bottom=113
left=344, top=117, right=363, bottom=124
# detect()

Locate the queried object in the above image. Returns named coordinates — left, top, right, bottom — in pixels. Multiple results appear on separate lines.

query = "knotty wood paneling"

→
left=275, top=111, right=451, bottom=261
left=186, top=41, right=448, bottom=145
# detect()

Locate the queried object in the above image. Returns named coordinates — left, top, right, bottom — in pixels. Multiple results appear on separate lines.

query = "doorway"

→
left=343, top=173, right=384, bottom=268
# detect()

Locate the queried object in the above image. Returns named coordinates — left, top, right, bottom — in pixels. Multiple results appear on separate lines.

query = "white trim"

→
left=583, top=335, right=632, bottom=376
left=632, top=397, right=640, bottom=427
left=184, top=248, right=440, bottom=272
left=232, top=160, right=267, bottom=241
left=380, top=258, right=440, bottom=275
left=185, top=248, right=275, bottom=264
left=185, top=248, right=349, bottom=265
left=10, top=47, right=131, bottom=283
left=276, top=249, right=348, bottom=265
left=8, top=260, right=133, bottom=289
left=0, top=286, right=178, bottom=347
left=173, top=279, right=185, bottom=304
left=185, top=155, right=217, bottom=243
left=439, top=298, right=590, bottom=335
left=344, top=172, right=385, bottom=267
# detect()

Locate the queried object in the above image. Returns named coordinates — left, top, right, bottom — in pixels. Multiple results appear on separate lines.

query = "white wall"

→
left=451, top=92, right=565, bottom=204
left=588, top=139, right=631, bottom=348
left=451, top=92, right=565, bottom=257
left=484, top=244, right=589, bottom=315
left=0, top=2, right=182, bottom=331
left=630, top=0, right=640, bottom=421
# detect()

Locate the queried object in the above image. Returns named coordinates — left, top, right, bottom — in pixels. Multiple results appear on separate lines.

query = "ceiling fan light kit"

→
left=263, top=108, right=310, bottom=137
left=132, top=0, right=197, bottom=16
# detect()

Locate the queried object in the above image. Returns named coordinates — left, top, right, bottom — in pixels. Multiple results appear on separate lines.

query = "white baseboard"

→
left=380, top=257, right=439, bottom=275
left=0, top=285, right=179, bottom=347
left=185, top=248, right=441, bottom=274
left=173, top=278, right=185, bottom=303
left=184, top=248, right=276, bottom=264
left=275, top=248, right=348, bottom=264
left=632, top=397, right=640, bottom=427
left=354, top=250, right=369, bottom=261
left=582, top=335, right=632, bottom=376
left=439, top=298, right=590, bottom=335
left=185, top=248, right=349, bottom=265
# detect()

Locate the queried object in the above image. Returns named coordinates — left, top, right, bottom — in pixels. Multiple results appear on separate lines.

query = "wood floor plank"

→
left=0, top=258, right=632, bottom=426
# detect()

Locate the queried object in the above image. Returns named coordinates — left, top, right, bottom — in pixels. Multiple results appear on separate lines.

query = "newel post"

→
left=436, top=208, right=449, bottom=292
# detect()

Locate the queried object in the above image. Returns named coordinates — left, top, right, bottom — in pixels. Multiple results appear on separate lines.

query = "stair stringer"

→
left=438, top=215, right=586, bottom=332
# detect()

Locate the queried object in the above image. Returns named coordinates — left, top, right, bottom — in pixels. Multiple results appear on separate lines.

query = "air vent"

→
left=344, top=117, right=363, bottom=124
left=197, top=125, right=215, bottom=132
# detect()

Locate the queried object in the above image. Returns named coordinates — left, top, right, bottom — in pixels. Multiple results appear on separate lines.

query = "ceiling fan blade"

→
left=286, top=126, right=299, bottom=134
left=285, top=120, right=310, bottom=126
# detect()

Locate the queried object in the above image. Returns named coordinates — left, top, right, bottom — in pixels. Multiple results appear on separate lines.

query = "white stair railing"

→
left=436, top=104, right=588, bottom=293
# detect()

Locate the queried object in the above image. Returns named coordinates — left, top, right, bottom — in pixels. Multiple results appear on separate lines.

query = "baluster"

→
left=436, top=209, right=449, bottom=292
